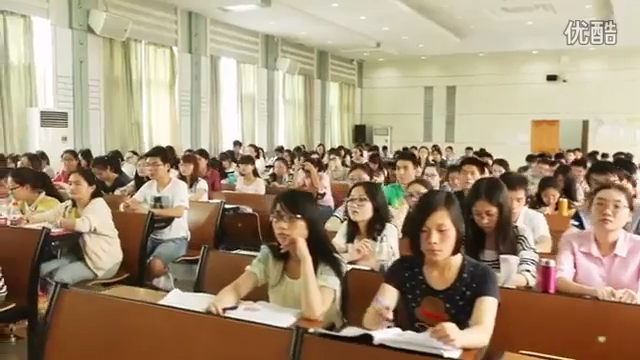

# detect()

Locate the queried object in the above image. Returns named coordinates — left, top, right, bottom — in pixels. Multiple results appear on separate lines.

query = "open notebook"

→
left=314, top=327, right=462, bottom=359
left=157, top=289, right=300, bottom=328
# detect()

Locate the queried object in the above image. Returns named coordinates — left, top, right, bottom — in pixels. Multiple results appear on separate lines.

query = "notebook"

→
left=313, top=326, right=462, bottom=359
left=157, top=289, right=300, bottom=328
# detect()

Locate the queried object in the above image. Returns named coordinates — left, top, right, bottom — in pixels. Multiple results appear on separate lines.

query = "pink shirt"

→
left=295, top=171, right=334, bottom=208
left=556, top=230, right=640, bottom=291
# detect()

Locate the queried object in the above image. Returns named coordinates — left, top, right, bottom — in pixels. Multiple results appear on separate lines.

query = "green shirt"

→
left=383, top=183, right=405, bottom=208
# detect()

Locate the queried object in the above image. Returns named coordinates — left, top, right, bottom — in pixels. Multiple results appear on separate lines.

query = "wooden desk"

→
left=100, top=285, right=324, bottom=328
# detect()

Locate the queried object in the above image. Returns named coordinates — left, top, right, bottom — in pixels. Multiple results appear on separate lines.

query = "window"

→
left=31, top=16, right=54, bottom=108
left=327, top=81, right=341, bottom=145
left=219, top=57, right=241, bottom=149
left=275, top=71, right=286, bottom=146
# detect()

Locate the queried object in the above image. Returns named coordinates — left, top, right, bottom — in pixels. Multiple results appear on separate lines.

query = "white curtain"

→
left=238, top=63, right=258, bottom=144
left=218, top=57, right=241, bottom=150
left=0, top=12, right=37, bottom=153
left=325, top=81, right=341, bottom=146
left=338, top=82, right=356, bottom=146
left=210, top=55, right=222, bottom=153
left=102, top=39, right=144, bottom=152
left=283, top=73, right=306, bottom=148
left=143, top=43, right=178, bottom=149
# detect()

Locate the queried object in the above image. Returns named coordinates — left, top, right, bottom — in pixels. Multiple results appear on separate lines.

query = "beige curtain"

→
left=210, top=55, right=221, bottom=153
left=338, top=82, right=356, bottom=146
left=0, top=12, right=37, bottom=153
left=238, top=63, right=258, bottom=144
left=143, top=43, right=177, bottom=149
left=102, top=38, right=143, bottom=152
left=325, top=81, right=341, bottom=146
left=283, top=73, right=306, bottom=147
left=303, top=75, right=314, bottom=147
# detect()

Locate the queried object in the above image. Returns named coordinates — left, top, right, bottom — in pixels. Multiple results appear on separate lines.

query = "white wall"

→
left=362, top=49, right=640, bottom=165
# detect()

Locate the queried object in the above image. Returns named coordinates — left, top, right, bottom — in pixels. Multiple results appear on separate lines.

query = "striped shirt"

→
left=477, top=225, right=539, bottom=286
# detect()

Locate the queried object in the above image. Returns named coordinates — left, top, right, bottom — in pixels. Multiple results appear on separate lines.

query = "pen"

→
left=221, top=305, right=239, bottom=313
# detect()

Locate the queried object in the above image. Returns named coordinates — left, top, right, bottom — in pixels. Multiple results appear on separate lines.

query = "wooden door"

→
left=530, top=120, right=560, bottom=153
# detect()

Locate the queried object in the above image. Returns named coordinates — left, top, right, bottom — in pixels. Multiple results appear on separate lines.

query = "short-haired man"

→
left=500, top=172, right=552, bottom=253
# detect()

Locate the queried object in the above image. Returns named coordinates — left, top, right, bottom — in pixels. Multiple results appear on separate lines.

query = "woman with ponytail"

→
left=8, top=167, right=63, bottom=216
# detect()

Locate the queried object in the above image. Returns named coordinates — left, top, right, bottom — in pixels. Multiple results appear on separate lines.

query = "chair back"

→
left=112, top=211, right=152, bottom=285
left=194, top=249, right=268, bottom=301
left=103, top=194, right=128, bottom=211
left=344, top=268, right=383, bottom=326
left=188, top=200, right=224, bottom=251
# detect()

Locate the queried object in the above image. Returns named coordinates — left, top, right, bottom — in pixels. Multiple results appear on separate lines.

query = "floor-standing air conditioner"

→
left=372, top=126, right=392, bottom=150
left=26, top=108, right=73, bottom=171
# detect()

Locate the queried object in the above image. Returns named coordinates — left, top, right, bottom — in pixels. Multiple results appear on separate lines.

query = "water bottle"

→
left=537, top=259, right=557, bottom=294
left=374, top=235, right=389, bottom=273
left=0, top=197, right=8, bottom=225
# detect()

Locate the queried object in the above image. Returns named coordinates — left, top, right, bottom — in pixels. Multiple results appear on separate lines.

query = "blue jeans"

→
left=146, top=236, right=188, bottom=266
left=40, top=254, right=119, bottom=285
left=318, top=205, right=334, bottom=224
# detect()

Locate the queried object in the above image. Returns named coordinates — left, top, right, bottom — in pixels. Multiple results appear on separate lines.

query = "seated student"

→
left=8, top=167, right=63, bottom=215
left=235, top=155, right=266, bottom=195
left=326, top=149, right=348, bottom=182
left=27, top=169, right=123, bottom=284
left=331, top=182, right=399, bottom=270
left=453, top=157, right=488, bottom=216
left=422, top=163, right=442, bottom=190
left=194, top=148, right=222, bottom=192
left=91, top=155, right=132, bottom=194
left=405, top=178, right=432, bottom=208
left=440, top=164, right=462, bottom=192
left=500, top=172, right=553, bottom=253
left=115, top=156, right=149, bottom=196
left=265, top=157, right=291, bottom=187
left=123, top=146, right=190, bottom=291
left=529, top=176, right=575, bottom=215
left=219, top=151, right=237, bottom=185
left=209, top=190, right=345, bottom=326
left=382, top=151, right=419, bottom=206
left=325, top=165, right=371, bottom=232
left=178, top=153, right=209, bottom=201
left=0, top=168, right=11, bottom=200
left=552, top=165, right=581, bottom=206
left=557, top=184, right=640, bottom=303
left=464, top=177, right=539, bottom=287
left=363, top=190, right=498, bottom=349
left=295, top=157, right=334, bottom=221
left=570, top=161, right=623, bottom=231
left=53, top=149, right=81, bottom=184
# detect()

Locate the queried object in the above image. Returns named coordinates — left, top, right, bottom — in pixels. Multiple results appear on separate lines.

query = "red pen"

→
left=421, top=309, right=445, bottom=321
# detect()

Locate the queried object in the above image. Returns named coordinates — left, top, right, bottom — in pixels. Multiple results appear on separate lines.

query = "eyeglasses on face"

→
left=346, top=197, right=369, bottom=206
left=270, top=211, right=302, bottom=223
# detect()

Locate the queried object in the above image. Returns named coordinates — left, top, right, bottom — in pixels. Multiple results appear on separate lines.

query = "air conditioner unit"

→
left=373, top=126, right=392, bottom=149
left=26, top=108, right=73, bottom=172
left=276, top=57, right=300, bottom=75
left=88, top=9, right=132, bottom=41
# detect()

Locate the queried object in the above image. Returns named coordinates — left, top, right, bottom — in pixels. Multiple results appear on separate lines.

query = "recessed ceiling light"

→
left=381, top=26, right=389, bottom=31
left=585, top=4, right=592, bottom=9
left=421, top=56, right=427, bottom=59
left=300, top=32, right=307, bottom=35
left=527, top=21, right=533, bottom=25
left=359, top=16, right=367, bottom=20
left=479, top=53, right=485, bottom=56
left=589, top=47, right=596, bottom=50
left=269, top=22, right=274, bottom=25
left=363, top=52, right=370, bottom=56
left=378, top=58, right=384, bottom=61
left=331, top=3, right=339, bottom=7
left=418, top=44, right=424, bottom=47
left=326, top=41, right=332, bottom=44
left=532, top=50, right=539, bottom=54
left=401, top=36, right=409, bottom=40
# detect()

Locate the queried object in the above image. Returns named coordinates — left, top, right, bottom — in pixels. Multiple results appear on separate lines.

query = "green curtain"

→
left=102, top=38, right=143, bottom=152
left=0, top=12, right=37, bottom=153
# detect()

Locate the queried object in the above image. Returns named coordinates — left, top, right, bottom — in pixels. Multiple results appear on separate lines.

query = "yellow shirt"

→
left=19, top=194, right=60, bottom=216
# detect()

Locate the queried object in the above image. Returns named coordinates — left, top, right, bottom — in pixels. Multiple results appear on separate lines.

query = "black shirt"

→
left=97, top=173, right=132, bottom=194
left=384, top=255, right=498, bottom=332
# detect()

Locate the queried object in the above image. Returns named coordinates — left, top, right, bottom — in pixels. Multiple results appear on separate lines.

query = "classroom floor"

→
left=0, top=263, right=198, bottom=359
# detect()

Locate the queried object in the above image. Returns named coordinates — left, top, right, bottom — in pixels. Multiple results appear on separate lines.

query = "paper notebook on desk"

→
left=157, top=290, right=300, bottom=328
left=314, top=327, right=462, bottom=359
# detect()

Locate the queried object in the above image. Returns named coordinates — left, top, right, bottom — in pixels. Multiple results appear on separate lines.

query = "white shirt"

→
left=255, top=158, right=266, bottom=175
left=235, top=176, right=266, bottom=195
left=133, top=178, right=190, bottom=240
left=515, top=207, right=551, bottom=246
left=188, top=178, right=209, bottom=201
left=122, top=162, right=136, bottom=179
left=331, top=222, right=400, bottom=267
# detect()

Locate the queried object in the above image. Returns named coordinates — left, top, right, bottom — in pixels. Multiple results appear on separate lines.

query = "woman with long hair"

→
left=363, top=191, right=498, bottom=349
left=266, top=157, right=291, bottom=187
left=91, top=155, right=132, bottom=194
left=208, top=190, right=345, bottom=326
left=115, top=157, right=149, bottom=196
left=464, top=177, right=539, bottom=288
left=178, top=154, right=209, bottom=201
left=8, top=167, right=63, bottom=215
left=194, top=148, right=221, bottom=192
left=235, top=155, right=266, bottom=194
left=28, top=169, right=123, bottom=285
left=331, top=182, right=398, bottom=270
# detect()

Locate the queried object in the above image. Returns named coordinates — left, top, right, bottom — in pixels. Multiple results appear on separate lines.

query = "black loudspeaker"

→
left=353, top=124, right=367, bottom=144
left=546, top=74, right=559, bottom=82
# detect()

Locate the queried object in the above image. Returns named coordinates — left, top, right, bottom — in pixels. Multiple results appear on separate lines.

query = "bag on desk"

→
left=313, top=326, right=462, bottom=359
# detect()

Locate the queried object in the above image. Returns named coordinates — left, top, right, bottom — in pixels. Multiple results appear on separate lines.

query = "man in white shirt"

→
left=501, top=172, right=552, bottom=253
left=124, top=146, right=191, bottom=290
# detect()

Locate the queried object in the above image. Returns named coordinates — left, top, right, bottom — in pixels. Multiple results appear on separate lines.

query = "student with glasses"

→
left=123, top=146, right=190, bottom=291
left=8, top=167, right=63, bottom=216
left=324, top=165, right=371, bottom=232
left=557, top=184, right=640, bottom=303
left=331, top=182, right=399, bottom=271
left=404, top=179, right=432, bottom=208
left=209, top=190, right=345, bottom=327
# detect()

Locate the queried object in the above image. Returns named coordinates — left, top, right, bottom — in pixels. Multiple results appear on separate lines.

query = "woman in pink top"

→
left=295, top=157, right=334, bottom=221
left=556, top=183, right=640, bottom=303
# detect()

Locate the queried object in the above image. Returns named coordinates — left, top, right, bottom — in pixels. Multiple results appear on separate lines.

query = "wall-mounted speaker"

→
left=353, top=124, right=367, bottom=144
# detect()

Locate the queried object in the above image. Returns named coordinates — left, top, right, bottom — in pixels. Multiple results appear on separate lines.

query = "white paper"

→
left=499, top=254, right=519, bottom=288
left=231, top=250, right=260, bottom=256
left=225, top=301, right=300, bottom=328
left=157, top=289, right=216, bottom=312
left=315, top=326, right=462, bottom=358
left=157, top=290, right=300, bottom=328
